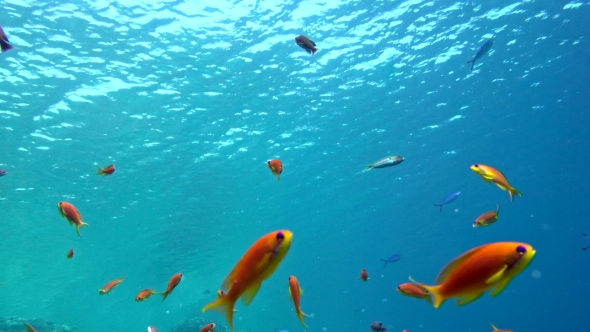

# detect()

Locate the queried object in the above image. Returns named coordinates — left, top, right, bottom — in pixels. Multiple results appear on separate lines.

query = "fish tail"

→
left=418, top=284, right=445, bottom=309
left=297, top=308, right=310, bottom=328
left=96, top=166, right=104, bottom=175
left=380, top=259, right=387, bottom=267
left=0, top=40, right=13, bottom=53
left=434, top=204, right=442, bottom=212
left=160, top=290, right=169, bottom=302
left=467, top=60, right=475, bottom=70
left=277, top=173, right=280, bottom=181
left=76, top=222, right=89, bottom=237
left=312, top=47, right=318, bottom=56
left=202, top=295, right=236, bottom=332
left=508, top=187, right=522, bottom=202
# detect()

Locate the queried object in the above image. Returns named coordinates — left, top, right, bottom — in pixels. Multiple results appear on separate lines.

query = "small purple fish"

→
left=370, top=321, right=387, bottom=331
left=380, top=254, right=401, bottom=267
left=0, top=170, right=7, bottom=177
left=434, top=191, right=460, bottom=212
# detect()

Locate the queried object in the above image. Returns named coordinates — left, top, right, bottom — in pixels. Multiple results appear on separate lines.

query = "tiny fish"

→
left=288, top=276, right=310, bottom=327
left=57, top=202, right=89, bottom=237
left=97, top=164, right=116, bottom=176
left=370, top=321, right=387, bottom=331
left=490, top=322, right=514, bottom=332
left=200, top=323, right=216, bottom=332
left=147, top=327, right=160, bottom=332
left=467, top=37, right=494, bottom=70
left=471, top=164, right=521, bottom=201
left=397, top=281, right=432, bottom=305
left=295, top=35, right=318, bottom=56
left=380, top=254, right=401, bottom=267
left=0, top=170, right=7, bottom=177
left=161, top=273, right=182, bottom=301
left=267, top=159, right=283, bottom=181
left=67, top=248, right=74, bottom=259
left=358, top=269, right=370, bottom=282
left=434, top=191, right=460, bottom=212
left=583, top=233, right=590, bottom=250
left=473, top=205, right=500, bottom=227
left=24, top=323, right=38, bottom=332
left=365, top=156, right=404, bottom=171
left=0, top=26, right=14, bottom=53
left=99, top=277, right=125, bottom=295
left=203, top=289, right=211, bottom=295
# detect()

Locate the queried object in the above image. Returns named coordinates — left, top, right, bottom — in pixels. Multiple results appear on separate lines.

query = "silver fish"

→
left=467, top=37, right=494, bottom=70
left=365, top=156, right=404, bottom=171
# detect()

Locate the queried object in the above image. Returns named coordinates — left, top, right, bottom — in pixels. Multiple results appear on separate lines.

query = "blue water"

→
left=1, top=0, right=589, bottom=331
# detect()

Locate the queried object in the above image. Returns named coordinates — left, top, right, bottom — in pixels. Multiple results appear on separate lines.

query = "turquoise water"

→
left=1, top=0, right=589, bottom=331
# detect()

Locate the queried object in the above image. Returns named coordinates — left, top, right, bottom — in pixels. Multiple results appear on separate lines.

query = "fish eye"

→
left=474, top=164, right=479, bottom=167
left=516, top=245, right=527, bottom=254
left=276, top=232, right=285, bottom=240
left=288, top=276, right=291, bottom=281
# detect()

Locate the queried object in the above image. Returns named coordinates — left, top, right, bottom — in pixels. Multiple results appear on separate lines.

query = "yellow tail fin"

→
left=202, top=296, right=236, bottom=332
left=76, top=222, right=89, bottom=237
left=509, top=187, right=522, bottom=202
left=418, top=284, right=445, bottom=309
left=297, top=309, right=311, bottom=328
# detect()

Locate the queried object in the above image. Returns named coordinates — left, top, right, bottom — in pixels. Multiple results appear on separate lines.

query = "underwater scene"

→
left=1, top=0, right=589, bottom=331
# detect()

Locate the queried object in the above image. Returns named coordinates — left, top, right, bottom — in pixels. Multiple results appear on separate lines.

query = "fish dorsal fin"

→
left=241, top=280, right=262, bottom=306
left=485, top=264, right=508, bottom=284
left=455, top=291, right=484, bottom=306
left=496, top=204, right=501, bottom=213
left=435, top=246, right=484, bottom=284
left=490, top=322, right=499, bottom=331
left=490, top=276, right=513, bottom=297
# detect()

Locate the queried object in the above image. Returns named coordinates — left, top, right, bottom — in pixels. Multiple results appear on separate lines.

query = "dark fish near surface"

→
left=370, top=321, right=387, bottom=331
left=583, top=234, right=590, bottom=251
left=434, top=191, right=460, bottom=212
left=365, top=155, right=404, bottom=171
left=380, top=254, right=401, bottom=267
left=0, top=170, right=7, bottom=176
left=0, top=26, right=14, bottom=53
left=295, top=35, right=318, bottom=56
left=467, top=37, right=494, bottom=70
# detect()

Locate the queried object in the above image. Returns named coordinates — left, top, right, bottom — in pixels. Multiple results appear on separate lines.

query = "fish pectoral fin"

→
left=495, top=183, right=509, bottom=191
left=289, top=287, right=293, bottom=301
left=490, top=276, right=513, bottom=297
left=299, top=287, right=304, bottom=296
left=241, top=280, right=262, bottom=306
left=455, top=292, right=484, bottom=306
left=486, top=265, right=508, bottom=284
left=482, top=176, right=493, bottom=184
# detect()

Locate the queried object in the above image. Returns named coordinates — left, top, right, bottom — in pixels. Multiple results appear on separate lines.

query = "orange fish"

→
left=97, top=164, right=116, bottom=176
left=416, top=242, right=536, bottom=308
left=396, top=282, right=432, bottom=305
left=136, top=289, right=158, bottom=302
left=490, top=322, right=514, bottom=332
left=24, top=323, right=37, bottom=332
left=267, top=159, right=283, bottom=181
left=57, top=202, right=88, bottom=237
left=358, top=269, right=370, bottom=281
left=471, top=164, right=522, bottom=201
left=288, top=276, right=310, bottom=327
left=161, top=273, right=182, bottom=301
left=99, top=277, right=124, bottom=295
left=473, top=205, right=500, bottom=228
left=202, top=230, right=293, bottom=332
left=0, top=26, right=14, bottom=53
left=200, top=323, right=216, bottom=332
left=67, top=248, right=74, bottom=259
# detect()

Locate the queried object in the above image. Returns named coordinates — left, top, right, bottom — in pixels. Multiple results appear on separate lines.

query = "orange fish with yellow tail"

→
left=99, top=277, right=124, bottom=295
left=202, top=230, right=293, bottom=332
left=490, top=322, right=514, bottom=332
left=358, top=269, right=370, bottom=281
left=470, top=164, right=522, bottom=201
left=136, top=289, right=158, bottom=302
left=417, top=242, right=535, bottom=308
left=97, top=164, right=116, bottom=176
left=200, top=323, right=216, bottom=332
left=397, top=281, right=432, bottom=305
left=473, top=205, right=500, bottom=228
left=288, top=276, right=310, bottom=327
left=161, top=273, right=182, bottom=301
left=58, top=202, right=88, bottom=237
left=267, top=159, right=283, bottom=181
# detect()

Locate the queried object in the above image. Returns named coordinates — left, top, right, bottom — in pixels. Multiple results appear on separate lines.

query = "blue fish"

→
left=380, top=254, right=401, bottom=267
left=467, top=37, right=494, bottom=70
left=0, top=170, right=7, bottom=177
left=434, top=191, right=460, bottom=212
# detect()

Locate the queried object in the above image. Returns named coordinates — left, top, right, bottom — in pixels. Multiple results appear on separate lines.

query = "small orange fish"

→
left=397, top=282, right=432, bottom=305
left=161, top=273, right=182, bottom=301
left=97, top=164, right=116, bottom=176
left=99, top=277, right=125, bottom=295
left=416, top=242, right=536, bottom=308
left=136, top=289, right=158, bottom=302
left=288, top=276, right=310, bottom=327
left=473, top=205, right=500, bottom=228
left=202, top=230, right=293, bottom=332
left=0, top=26, right=14, bottom=53
left=57, top=202, right=88, bottom=237
left=200, top=323, right=216, bottom=332
left=67, top=248, right=74, bottom=259
left=490, top=322, right=514, bottom=332
left=267, top=159, right=283, bottom=181
left=24, top=323, right=37, bottom=332
left=358, top=269, right=370, bottom=281
left=471, top=164, right=522, bottom=201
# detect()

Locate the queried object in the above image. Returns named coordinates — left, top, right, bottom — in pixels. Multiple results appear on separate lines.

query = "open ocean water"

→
left=1, top=0, right=589, bottom=331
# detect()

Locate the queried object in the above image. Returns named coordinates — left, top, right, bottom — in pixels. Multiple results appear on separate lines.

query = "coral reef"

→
left=0, top=316, right=78, bottom=332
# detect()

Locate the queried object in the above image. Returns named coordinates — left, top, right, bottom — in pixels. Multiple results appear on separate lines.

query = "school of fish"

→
left=0, top=25, right=528, bottom=332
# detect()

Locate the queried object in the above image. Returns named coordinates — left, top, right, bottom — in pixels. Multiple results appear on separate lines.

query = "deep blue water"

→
left=1, top=0, right=589, bottom=331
